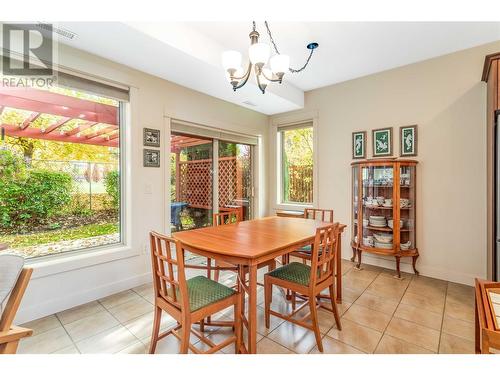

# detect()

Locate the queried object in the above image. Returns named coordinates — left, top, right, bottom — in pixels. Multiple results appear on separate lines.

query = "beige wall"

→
left=270, top=40, right=500, bottom=285
left=17, top=42, right=269, bottom=323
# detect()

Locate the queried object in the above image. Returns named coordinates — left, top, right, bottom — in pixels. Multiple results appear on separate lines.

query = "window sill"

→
left=27, top=244, right=141, bottom=280
left=275, top=203, right=312, bottom=212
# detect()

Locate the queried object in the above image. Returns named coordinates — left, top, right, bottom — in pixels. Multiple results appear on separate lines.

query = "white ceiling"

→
left=56, top=22, right=500, bottom=115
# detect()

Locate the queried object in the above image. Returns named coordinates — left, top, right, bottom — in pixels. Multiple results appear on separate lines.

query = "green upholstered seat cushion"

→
left=297, top=244, right=312, bottom=253
left=266, top=262, right=311, bottom=286
left=185, top=275, right=236, bottom=312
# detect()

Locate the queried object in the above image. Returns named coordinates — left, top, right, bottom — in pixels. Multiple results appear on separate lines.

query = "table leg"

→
left=247, top=264, right=258, bottom=354
left=336, top=233, right=342, bottom=303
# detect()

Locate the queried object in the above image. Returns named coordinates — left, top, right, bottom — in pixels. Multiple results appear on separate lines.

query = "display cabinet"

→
left=351, top=159, right=418, bottom=278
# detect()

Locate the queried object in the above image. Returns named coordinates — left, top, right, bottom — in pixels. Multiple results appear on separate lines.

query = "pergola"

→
left=0, top=87, right=119, bottom=147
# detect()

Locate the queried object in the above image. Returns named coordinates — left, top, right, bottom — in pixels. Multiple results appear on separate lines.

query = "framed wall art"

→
left=400, top=125, right=418, bottom=157
left=144, top=149, right=160, bottom=167
left=143, top=128, right=160, bottom=147
left=372, top=127, right=393, bottom=157
left=352, top=131, right=366, bottom=159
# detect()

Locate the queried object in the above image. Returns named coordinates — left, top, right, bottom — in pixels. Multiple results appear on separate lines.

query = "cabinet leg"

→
left=356, top=249, right=362, bottom=269
left=350, top=246, right=357, bottom=262
left=412, top=254, right=419, bottom=275
left=395, top=256, right=401, bottom=278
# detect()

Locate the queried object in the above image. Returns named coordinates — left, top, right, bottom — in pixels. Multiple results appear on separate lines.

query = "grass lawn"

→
left=0, top=222, right=119, bottom=248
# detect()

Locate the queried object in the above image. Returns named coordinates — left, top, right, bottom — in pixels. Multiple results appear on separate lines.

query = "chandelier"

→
left=221, top=21, right=318, bottom=94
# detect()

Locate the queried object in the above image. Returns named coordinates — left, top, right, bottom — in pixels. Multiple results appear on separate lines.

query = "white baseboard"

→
left=16, top=272, right=152, bottom=324
left=342, top=253, right=478, bottom=286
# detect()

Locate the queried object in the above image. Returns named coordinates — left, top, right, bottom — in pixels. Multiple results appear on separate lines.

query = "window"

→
left=278, top=123, right=313, bottom=205
left=0, top=77, right=127, bottom=259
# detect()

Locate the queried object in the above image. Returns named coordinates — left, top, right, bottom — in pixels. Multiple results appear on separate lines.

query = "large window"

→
left=279, top=123, right=313, bottom=205
left=0, top=80, right=127, bottom=259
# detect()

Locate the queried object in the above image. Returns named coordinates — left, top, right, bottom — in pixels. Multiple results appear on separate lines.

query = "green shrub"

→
left=104, top=170, right=120, bottom=209
left=0, top=168, right=72, bottom=228
left=0, top=149, right=25, bottom=179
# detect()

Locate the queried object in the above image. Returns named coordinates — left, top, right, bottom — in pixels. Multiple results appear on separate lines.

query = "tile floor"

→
left=18, top=259, right=477, bottom=354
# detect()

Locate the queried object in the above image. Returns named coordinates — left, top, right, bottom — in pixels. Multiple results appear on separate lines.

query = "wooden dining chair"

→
left=264, top=223, right=341, bottom=353
left=149, top=231, right=241, bottom=354
left=0, top=254, right=33, bottom=354
left=289, top=208, right=334, bottom=262
left=212, top=211, right=276, bottom=283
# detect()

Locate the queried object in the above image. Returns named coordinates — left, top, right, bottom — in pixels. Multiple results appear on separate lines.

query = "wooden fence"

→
left=287, top=165, right=313, bottom=203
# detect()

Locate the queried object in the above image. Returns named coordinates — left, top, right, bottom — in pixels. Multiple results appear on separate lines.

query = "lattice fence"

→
left=178, top=156, right=250, bottom=209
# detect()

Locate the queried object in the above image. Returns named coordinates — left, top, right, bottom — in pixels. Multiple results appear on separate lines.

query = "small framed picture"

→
left=352, top=131, right=366, bottom=159
left=143, top=128, right=160, bottom=147
left=144, top=149, right=160, bottom=167
left=372, top=127, right=393, bottom=157
left=400, top=125, right=418, bottom=157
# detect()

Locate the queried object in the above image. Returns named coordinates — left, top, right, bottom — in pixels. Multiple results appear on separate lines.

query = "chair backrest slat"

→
left=150, top=231, right=190, bottom=313
left=213, top=211, right=241, bottom=226
left=309, top=223, right=339, bottom=288
left=304, top=208, right=334, bottom=223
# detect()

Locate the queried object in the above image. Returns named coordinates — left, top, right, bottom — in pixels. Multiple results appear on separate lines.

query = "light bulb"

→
left=270, top=54, right=290, bottom=74
left=222, top=50, right=242, bottom=71
left=248, top=43, right=270, bottom=66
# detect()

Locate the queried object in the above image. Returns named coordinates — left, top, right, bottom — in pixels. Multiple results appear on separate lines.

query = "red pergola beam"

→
left=20, top=112, right=40, bottom=130
left=65, top=122, right=98, bottom=136
left=0, top=88, right=118, bottom=125
left=43, top=117, right=71, bottom=134
left=85, top=125, right=117, bottom=140
left=2, top=124, right=118, bottom=148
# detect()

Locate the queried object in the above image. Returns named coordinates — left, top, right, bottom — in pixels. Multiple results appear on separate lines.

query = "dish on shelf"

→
left=373, top=233, right=393, bottom=243
left=374, top=241, right=393, bottom=249
left=369, top=216, right=387, bottom=227
left=400, top=198, right=411, bottom=208
left=363, top=236, right=374, bottom=247
left=400, top=241, right=412, bottom=250
left=387, top=219, right=404, bottom=229
left=363, top=219, right=369, bottom=227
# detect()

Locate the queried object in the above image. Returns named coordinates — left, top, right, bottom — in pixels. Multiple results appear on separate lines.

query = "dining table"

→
left=173, top=216, right=346, bottom=354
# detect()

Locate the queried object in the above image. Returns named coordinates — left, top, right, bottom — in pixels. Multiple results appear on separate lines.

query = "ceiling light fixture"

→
left=222, top=21, right=318, bottom=94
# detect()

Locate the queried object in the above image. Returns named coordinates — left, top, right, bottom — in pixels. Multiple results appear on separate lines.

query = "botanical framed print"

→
left=143, top=128, right=160, bottom=147
left=372, top=127, right=393, bottom=157
left=352, top=131, right=366, bottom=159
left=143, top=149, right=160, bottom=167
left=400, top=125, right=418, bottom=157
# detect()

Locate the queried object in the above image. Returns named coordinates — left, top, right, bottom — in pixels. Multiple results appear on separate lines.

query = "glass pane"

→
left=362, top=165, right=394, bottom=250
left=281, top=127, right=313, bottom=204
left=400, top=165, right=416, bottom=251
left=170, top=133, right=213, bottom=232
left=0, top=87, right=122, bottom=259
left=218, top=141, right=252, bottom=221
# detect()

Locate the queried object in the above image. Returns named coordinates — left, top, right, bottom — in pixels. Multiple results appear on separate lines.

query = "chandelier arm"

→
left=255, top=71, right=266, bottom=94
left=261, top=69, right=282, bottom=83
left=231, top=61, right=253, bottom=90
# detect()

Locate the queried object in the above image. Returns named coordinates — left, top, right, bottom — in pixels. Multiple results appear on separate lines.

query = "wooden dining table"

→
left=173, top=216, right=346, bottom=354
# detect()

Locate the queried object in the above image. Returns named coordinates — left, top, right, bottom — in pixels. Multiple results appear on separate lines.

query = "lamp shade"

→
left=249, top=43, right=270, bottom=65
left=222, top=50, right=242, bottom=71
left=225, top=67, right=244, bottom=82
left=270, top=54, right=290, bottom=74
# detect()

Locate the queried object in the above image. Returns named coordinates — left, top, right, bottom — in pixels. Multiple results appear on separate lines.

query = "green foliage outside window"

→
left=104, top=170, right=120, bottom=210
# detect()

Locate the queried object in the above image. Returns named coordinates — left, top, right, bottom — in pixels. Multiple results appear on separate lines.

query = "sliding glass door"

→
left=170, top=133, right=254, bottom=232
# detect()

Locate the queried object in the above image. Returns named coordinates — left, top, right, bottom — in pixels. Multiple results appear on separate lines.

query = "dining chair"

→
left=149, top=231, right=242, bottom=354
left=0, top=254, right=33, bottom=354
left=289, top=208, right=334, bottom=262
left=264, top=223, right=341, bottom=352
left=212, top=211, right=276, bottom=284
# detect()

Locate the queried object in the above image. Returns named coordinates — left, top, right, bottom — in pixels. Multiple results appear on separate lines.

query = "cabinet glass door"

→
left=399, top=164, right=416, bottom=251
left=352, top=165, right=359, bottom=243
left=362, top=165, right=394, bottom=251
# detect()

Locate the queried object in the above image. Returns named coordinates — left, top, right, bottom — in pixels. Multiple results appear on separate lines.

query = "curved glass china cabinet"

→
left=351, top=159, right=418, bottom=278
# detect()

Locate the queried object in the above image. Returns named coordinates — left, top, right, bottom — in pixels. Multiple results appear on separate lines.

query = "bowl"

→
left=374, top=241, right=393, bottom=249
left=363, top=219, right=369, bottom=227
left=400, top=241, right=412, bottom=250
left=387, top=219, right=404, bottom=229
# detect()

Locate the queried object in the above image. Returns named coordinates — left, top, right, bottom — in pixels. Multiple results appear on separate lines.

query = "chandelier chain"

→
left=264, top=21, right=315, bottom=73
